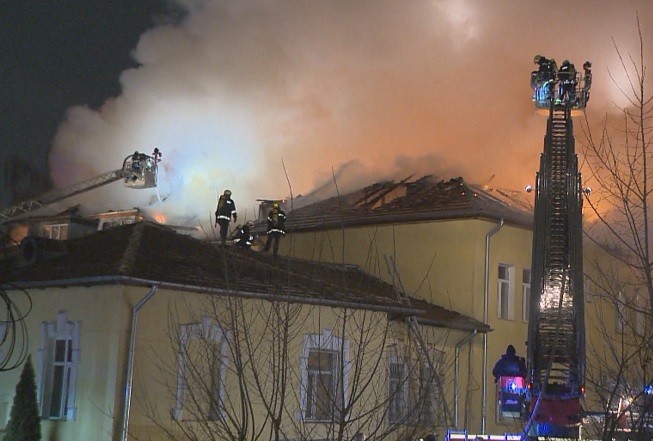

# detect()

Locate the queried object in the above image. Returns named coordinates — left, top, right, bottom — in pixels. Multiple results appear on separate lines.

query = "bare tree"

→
left=580, top=15, right=653, bottom=440
left=581, top=14, right=653, bottom=312
left=137, top=283, right=453, bottom=441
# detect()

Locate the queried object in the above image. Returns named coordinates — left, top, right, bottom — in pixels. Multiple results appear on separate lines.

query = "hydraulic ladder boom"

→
left=1, top=150, right=161, bottom=222
left=526, top=102, right=586, bottom=438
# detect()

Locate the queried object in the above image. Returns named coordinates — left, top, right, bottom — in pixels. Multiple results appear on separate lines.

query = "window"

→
left=99, top=219, right=134, bottom=230
left=417, top=362, right=437, bottom=424
left=37, top=311, right=80, bottom=420
left=173, top=317, right=229, bottom=421
left=634, top=290, right=647, bottom=336
left=388, top=346, right=408, bottom=423
left=42, top=224, right=68, bottom=240
left=498, top=264, right=515, bottom=320
left=616, top=291, right=626, bottom=334
left=522, top=269, right=531, bottom=322
left=300, top=329, right=348, bottom=422
left=413, top=349, right=445, bottom=426
left=584, top=276, right=594, bottom=303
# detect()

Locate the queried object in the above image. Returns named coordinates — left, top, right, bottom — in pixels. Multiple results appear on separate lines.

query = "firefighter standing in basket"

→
left=264, top=202, right=286, bottom=257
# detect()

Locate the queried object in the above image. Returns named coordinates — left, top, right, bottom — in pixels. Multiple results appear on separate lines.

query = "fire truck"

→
left=525, top=59, right=589, bottom=439
left=448, top=59, right=591, bottom=441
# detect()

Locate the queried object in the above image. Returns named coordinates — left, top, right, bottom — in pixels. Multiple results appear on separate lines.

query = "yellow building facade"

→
left=0, top=221, right=489, bottom=441
left=269, top=176, right=642, bottom=437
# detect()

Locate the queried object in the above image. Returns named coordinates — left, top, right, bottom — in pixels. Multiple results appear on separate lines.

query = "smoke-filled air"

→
left=47, top=0, right=653, bottom=227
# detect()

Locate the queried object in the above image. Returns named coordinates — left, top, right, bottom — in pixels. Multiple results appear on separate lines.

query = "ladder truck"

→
left=445, top=59, right=593, bottom=441
left=525, top=59, right=590, bottom=439
left=0, top=149, right=161, bottom=222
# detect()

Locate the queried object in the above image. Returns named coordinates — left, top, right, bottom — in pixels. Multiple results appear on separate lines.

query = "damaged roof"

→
left=283, top=176, right=533, bottom=232
left=0, top=221, right=490, bottom=333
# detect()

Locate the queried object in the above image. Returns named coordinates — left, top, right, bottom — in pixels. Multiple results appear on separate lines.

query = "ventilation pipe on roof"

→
left=454, top=330, right=478, bottom=428
left=482, top=218, right=503, bottom=434
left=121, top=284, right=159, bottom=441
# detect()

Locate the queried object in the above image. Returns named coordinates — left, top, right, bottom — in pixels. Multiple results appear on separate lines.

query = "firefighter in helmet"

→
left=532, top=55, right=557, bottom=101
left=556, top=59, right=576, bottom=105
left=582, top=61, right=592, bottom=105
left=264, top=202, right=286, bottom=257
left=233, top=221, right=255, bottom=249
left=492, top=344, right=527, bottom=383
left=215, top=189, right=237, bottom=246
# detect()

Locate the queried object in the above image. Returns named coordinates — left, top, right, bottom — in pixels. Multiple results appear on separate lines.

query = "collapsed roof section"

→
left=285, top=176, right=533, bottom=232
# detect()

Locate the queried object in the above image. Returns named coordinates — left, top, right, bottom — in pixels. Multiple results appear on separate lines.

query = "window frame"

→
left=387, top=345, right=409, bottom=423
left=172, top=316, right=230, bottom=421
left=300, top=329, right=349, bottom=422
left=615, top=290, right=626, bottom=334
left=522, top=268, right=531, bottom=322
left=37, top=311, right=80, bottom=420
left=42, top=223, right=69, bottom=240
left=498, top=264, right=515, bottom=320
left=634, top=290, right=647, bottom=336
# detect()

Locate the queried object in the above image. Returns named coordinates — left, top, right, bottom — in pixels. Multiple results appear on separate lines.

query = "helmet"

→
left=562, top=59, right=570, bottom=66
left=534, top=55, right=542, bottom=64
left=223, top=189, right=232, bottom=197
left=583, top=61, right=592, bottom=69
left=273, top=202, right=279, bottom=208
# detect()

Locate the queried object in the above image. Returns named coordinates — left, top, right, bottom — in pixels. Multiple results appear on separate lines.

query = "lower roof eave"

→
left=2, top=275, right=426, bottom=317
left=413, top=317, right=492, bottom=333
left=285, top=210, right=532, bottom=234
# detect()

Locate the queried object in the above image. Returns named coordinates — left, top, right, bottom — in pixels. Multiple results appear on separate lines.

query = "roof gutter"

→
left=121, top=283, right=158, bottom=441
left=482, top=218, right=503, bottom=434
left=2, top=276, right=425, bottom=317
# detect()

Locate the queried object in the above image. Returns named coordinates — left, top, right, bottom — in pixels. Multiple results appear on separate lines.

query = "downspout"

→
left=121, top=284, right=159, bottom=441
left=454, top=330, right=478, bottom=428
left=482, top=219, right=503, bottom=434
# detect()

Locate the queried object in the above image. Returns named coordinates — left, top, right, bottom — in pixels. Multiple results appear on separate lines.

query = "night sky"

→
left=0, top=1, right=170, bottom=206
left=2, top=1, right=652, bottom=226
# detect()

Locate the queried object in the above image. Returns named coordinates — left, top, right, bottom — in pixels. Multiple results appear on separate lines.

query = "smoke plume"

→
left=48, top=0, right=653, bottom=226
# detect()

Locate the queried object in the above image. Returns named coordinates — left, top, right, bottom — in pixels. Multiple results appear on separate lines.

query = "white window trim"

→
left=616, top=291, right=626, bottom=334
left=522, top=268, right=531, bottom=322
left=498, top=264, right=515, bottom=320
left=299, top=329, right=349, bottom=422
left=172, top=316, right=230, bottom=421
left=42, top=223, right=68, bottom=240
left=584, top=276, right=593, bottom=303
left=417, top=348, right=445, bottom=426
left=388, top=345, right=409, bottom=423
left=635, top=291, right=647, bottom=336
left=37, top=311, right=81, bottom=420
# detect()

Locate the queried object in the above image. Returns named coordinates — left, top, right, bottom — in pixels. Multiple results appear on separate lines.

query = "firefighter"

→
left=582, top=61, right=592, bottom=105
left=233, top=222, right=255, bottom=249
left=152, top=147, right=162, bottom=163
left=492, top=344, right=526, bottom=383
left=215, top=189, right=237, bottom=246
left=532, top=55, right=557, bottom=101
left=264, top=202, right=286, bottom=257
left=556, top=60, right=576, bottom=104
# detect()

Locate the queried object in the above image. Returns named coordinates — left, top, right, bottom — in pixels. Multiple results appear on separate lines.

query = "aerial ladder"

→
left=525, top=58, right=590, bottom=439
left=0, top=149, right=161, bottom=222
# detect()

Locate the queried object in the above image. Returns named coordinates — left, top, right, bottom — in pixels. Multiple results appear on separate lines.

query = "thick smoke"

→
left=48, top=0, right=653, bottom=225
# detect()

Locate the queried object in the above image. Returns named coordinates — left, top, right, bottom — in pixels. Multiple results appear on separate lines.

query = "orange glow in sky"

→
left=45, top=0, right=653, bottom=226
